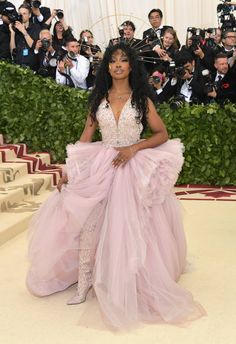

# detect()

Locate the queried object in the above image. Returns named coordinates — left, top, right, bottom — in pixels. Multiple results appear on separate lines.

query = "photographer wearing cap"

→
left=0, top=1, right=16, bottom=61
left=56, top=38, right=90, bottom=89
left=34, top=28, right=58, bottom=78
left=9, top=4, right=40, bottom=71
left=23, top=0, right=51, bottom=27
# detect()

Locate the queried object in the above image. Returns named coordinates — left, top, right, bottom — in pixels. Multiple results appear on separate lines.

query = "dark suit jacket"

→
left=31, top=6, right=51, bottom=26
left=212, top=68, right=236, bottom=104
left=108, top=37, right=142, bottom=49
left=153, top=78, right=178, bottom=104
left=175, top=67, right=207, bottom=104
left=142, top=26, right=173, bottom=41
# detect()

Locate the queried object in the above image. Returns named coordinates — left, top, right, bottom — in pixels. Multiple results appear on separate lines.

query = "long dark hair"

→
left=88, top=42, right=155, bottom=131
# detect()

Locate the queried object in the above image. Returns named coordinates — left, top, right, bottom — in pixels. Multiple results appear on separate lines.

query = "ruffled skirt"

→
left=26, top=139, right=205, bottom=328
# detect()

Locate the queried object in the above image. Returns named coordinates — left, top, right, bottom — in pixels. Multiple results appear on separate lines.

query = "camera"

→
left=57, top=47, right=67, bottom=61
left=41, top=38, right=50, bottom=50
left=2, top=7, right=22, bottom=24
left=32, top=1, right=41, bottom=8
left=66, top=51, right=77, bottom=60
left=169, top=95, right=186, bottom=110
left=217, top=0, right=236, bottom=31
left=56, top=9, right=64, bottom=19
left=24, top=0, right=41, bottom=8
left=201, top=69, right=215, bottom=94
left=175, top=65, right=187, bottom=79
left=189, top=35, right=202, bottom=52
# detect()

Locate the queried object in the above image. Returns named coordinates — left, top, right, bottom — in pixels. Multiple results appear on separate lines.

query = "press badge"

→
left=23, top=48, right=29, bottom=56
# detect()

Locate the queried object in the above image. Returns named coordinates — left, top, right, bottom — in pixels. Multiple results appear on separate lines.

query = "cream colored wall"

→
left=14, top=0, right=222, bottom=49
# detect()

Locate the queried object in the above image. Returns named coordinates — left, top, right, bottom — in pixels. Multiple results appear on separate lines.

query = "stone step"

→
left=0, top=190, right=52, bottom=245
left=0, top=173, right=54, bottom=212
left=0, top=162, right=28, bottom=184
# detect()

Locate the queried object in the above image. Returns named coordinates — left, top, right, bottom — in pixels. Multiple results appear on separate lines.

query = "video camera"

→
left=217, top=0, right=236, bottom=31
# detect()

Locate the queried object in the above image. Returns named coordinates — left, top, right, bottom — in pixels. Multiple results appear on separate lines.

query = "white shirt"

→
left=180, top=78, right=193, bottom=103
left=56, top=54, right=90, bottom=89
left=215, top=73, right=225, bottom=82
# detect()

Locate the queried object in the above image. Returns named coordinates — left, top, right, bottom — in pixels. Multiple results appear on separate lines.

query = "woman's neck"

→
left=109, top=80, right=131, bottom=95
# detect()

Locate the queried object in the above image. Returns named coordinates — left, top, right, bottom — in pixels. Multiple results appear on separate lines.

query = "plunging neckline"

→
left=109, top=95, right=131, bottom=126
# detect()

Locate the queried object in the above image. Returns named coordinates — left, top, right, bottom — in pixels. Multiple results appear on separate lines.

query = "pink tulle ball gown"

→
left=26, top=98, right=205, bottom=329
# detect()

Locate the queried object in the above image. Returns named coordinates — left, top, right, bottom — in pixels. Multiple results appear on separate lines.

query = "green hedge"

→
left=0, top=62, right=235, bottom=186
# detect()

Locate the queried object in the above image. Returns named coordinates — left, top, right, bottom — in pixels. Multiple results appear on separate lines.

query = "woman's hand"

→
left=112, top=145, right=137, bottom=168
left=57, top=174, right=68, bottom=192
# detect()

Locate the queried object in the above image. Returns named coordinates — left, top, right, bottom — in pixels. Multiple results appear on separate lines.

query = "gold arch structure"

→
left=88, top=13, right=150, bottom=48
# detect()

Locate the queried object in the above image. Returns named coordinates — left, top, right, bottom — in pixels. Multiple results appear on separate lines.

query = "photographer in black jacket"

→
left=0, top=1, right=16, bottom=61
left=173, top=50, right=207, bottom=104
left=9, top=4, right=40, bottom=70
left=34, top=28, right=58, bottom=78
left=23, top=0, right=51, bottom=26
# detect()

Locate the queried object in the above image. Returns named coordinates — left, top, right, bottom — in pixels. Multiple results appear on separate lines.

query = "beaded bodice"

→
left=96, top=98, right=143, bottom=147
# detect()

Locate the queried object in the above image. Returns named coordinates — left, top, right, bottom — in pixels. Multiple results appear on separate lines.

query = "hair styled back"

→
left=88, top=42, right=155, bottom=130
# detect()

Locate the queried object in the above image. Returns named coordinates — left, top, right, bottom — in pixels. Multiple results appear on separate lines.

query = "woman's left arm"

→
left=132, top=98, right=168, bottom=152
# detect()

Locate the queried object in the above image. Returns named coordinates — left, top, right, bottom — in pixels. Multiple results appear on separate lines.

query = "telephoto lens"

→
left=32, top=1, right=41, bottom=8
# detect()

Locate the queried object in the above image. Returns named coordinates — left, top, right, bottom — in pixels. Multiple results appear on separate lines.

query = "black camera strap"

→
left=58, top=70, right=75, bottom=88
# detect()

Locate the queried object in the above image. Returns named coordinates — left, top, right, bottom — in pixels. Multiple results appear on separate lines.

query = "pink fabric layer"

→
left=26, top=139, right=205, bottom=328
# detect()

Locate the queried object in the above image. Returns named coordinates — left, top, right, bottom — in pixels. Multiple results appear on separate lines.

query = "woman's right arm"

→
left=79, top=114, right=98, bottom=142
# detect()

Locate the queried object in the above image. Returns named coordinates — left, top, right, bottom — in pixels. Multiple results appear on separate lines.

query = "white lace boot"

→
left=67, top=248, right=92, bottom=305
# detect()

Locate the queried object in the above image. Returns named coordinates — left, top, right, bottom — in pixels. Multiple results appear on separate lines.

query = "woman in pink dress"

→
left=26, top=42, right=205, bottom=329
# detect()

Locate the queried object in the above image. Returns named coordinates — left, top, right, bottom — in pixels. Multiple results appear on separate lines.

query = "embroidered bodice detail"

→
left=96, top=98, right=143, bottom=147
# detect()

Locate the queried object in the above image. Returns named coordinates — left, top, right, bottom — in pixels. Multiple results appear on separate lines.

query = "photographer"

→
left=150, top=64, right=177, bottom=104
left=51, top=15, right=75, bottom=53
left=182, top=28, right=216, bottom=72
left=0, top=1, right=16, bottom=61
left=143, top=9, right=174, bottom=47
left=23, top=0, right=51, bottom=27
left=142, top=9, right=179, bottom=75
left=56, top=38, right=89, bottom=89
left=216, top=30, right=236, bottom=66
left=79, top=29, right=102, bottom=89
left=34, top=29, right=57, bottom=78
left=9, top=4, right=40, bottom=71
left=108, top=20, right=142, bottom=48
left=173, top=50, right=207, bottom=104
left=207, top=52, right=236, bottom=103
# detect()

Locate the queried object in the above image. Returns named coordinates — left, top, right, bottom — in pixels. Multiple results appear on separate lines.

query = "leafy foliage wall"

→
left=0, top=62, right=235, bottom=186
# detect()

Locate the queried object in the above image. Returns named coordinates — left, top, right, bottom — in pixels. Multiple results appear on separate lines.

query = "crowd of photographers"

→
left=1, top=0, right=236, bottom=106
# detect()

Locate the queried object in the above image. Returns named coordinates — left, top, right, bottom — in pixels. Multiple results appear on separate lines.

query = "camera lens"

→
left=32, top=1, right=41, bottom=9
left=56, top=9, right=64, bottom=19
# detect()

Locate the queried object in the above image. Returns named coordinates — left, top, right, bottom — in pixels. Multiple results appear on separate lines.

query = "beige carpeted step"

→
left=0, top=162, right=29, bottom=184
left=0, top=174, right=53, bottom=212
left=0, top=140, right=62, bottom=245
left=0, top=190, right=52, bottom=245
